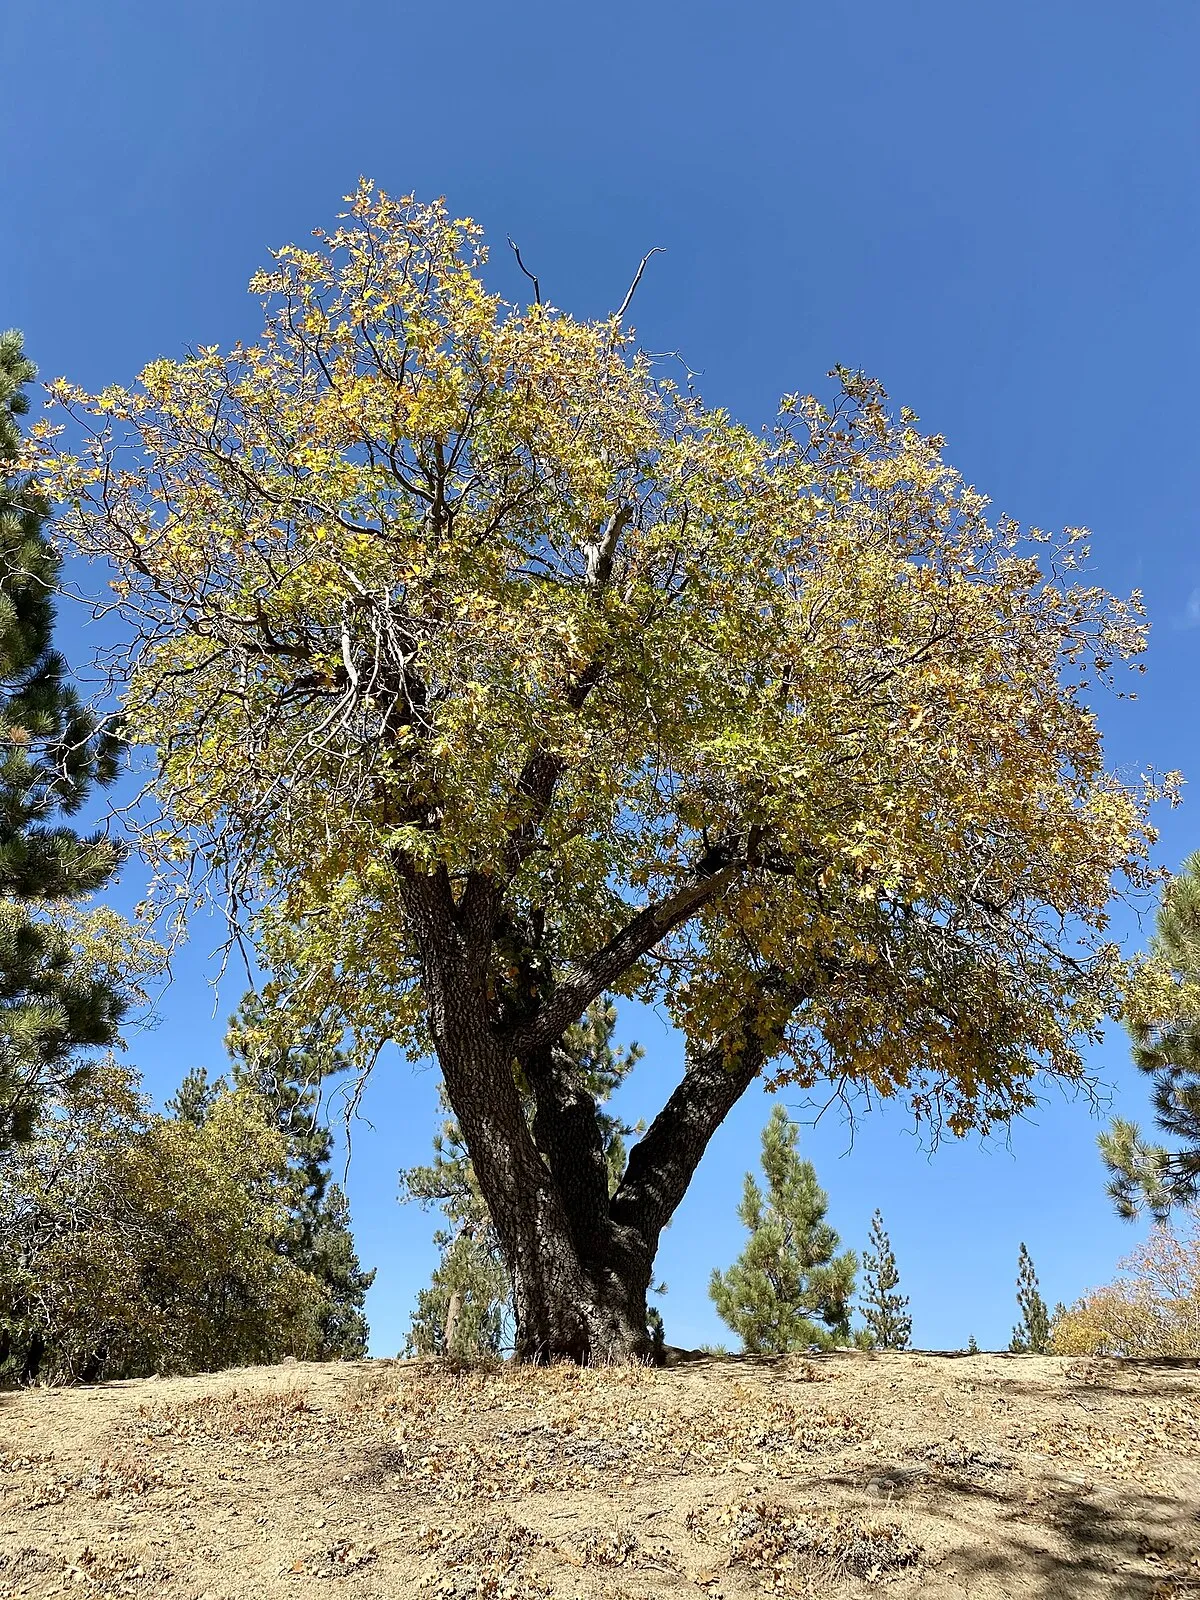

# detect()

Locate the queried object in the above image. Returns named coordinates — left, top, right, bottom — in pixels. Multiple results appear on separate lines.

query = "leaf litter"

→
left=1, top=1351, right=1199, bottom=1597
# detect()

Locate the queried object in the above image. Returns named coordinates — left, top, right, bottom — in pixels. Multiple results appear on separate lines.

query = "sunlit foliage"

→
left=26, top=183, right=1171, bottom=1357
left=0, top=1063, right=333, bottom=1384
left=1052, top=1213, right=1200, bottom=1357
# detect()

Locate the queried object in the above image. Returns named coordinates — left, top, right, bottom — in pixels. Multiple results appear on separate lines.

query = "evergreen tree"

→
left=402, top=999, right=644, bottom=1357
left=166, top=991, right=375, bottom=1357
left=0, top=332, right=124, bottom=1147
left=709, top=1105, right=858, bottom=1354
left=224, top=991, right=373, bottom=1353
left=1101, top=853, right=1200, bottom=1220
left=1009, top=1242, right=1051, bottom=1354
left=966, top=1333, right=980, bottom=1354
left=860, top=1209, right=912, bottom=1350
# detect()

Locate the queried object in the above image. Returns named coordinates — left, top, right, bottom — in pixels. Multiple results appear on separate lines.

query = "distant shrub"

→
left=1051, top=1210, right=1200, bottom=1357
left=0, top=1062, right=334, bottom=1384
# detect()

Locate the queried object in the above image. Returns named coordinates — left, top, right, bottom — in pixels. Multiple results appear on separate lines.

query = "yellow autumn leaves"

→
left=28, top=182, right=1166, bottom=1130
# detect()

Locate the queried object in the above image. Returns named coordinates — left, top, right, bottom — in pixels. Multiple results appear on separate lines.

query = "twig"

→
left=506, top=237, right=541, bottom=305
left=614, top=247, right=665, bottom=323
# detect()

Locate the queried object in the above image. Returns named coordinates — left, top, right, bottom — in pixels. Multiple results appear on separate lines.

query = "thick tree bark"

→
left=461, top=985, right=795, bottom=1362
left=399, top=866, right=605, bottom=1360
left=399, top=860, right=804, bottom=1363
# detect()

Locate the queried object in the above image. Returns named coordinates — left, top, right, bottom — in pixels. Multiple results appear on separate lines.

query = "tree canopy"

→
left=0, top=1061, right=334, bottom=1384
left=167, top=989, right=375, bottom=1359
left=1051, top=1210, right=1200, bottom=1358
left=30, top=184, right=1167, bottom=1359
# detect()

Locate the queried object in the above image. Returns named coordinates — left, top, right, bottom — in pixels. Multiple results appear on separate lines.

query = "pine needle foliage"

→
left=1009, top=1242, right=1051, bottom=1354
left=860, top=1209, right=912, bottom=1349
left=402, top=1096, right=509, bottom=1358
left=709, top=1105, right=858, bottom=1353
left=1102, top=853, right=1200, bottom=1220
left=0, top=331, right=124, bottom=1147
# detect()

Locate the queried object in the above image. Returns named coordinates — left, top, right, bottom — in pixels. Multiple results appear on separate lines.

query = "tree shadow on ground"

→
left=816, top=1458, right=1195, bottom=1599
left=948, top=1487, right=1194, bottom=1600
left=973, top=1378, right=1194, bottom=1408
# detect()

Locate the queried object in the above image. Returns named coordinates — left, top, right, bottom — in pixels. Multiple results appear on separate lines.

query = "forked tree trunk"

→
left=400, top=864, right=799, bottom=1364
left=439, top=987, right=796, bottom=1364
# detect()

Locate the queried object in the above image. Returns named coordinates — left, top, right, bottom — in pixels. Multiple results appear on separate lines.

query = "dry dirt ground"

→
left=2, top=1350, right=1199, bottom=1599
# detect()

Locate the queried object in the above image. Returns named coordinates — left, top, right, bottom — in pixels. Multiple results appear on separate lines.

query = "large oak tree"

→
left=34, top=185, right=1164, bottom=1360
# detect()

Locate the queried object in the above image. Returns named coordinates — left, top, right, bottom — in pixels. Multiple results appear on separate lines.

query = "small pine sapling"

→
left=709, top=1105, right=857, bottom=1353
left=860, top=1209, right=912, bottom=1350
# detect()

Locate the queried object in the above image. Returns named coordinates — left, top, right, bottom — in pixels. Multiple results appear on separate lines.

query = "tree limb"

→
left=510, top=861, right=741, bottom=1056
left=584, top=505, right=632, bottom=590
left=507, top=238, right=541, bottom=306
left=610, top=973, right=805, bottom=1247
left=613, top=248, right=665, bottom=324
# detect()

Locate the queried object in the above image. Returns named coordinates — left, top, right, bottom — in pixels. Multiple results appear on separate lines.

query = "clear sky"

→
left=2, top=1, right=1198, bottom=1356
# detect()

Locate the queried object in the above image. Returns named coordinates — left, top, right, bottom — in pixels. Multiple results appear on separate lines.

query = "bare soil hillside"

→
left=1, top=1350, right=1199, bottom=1599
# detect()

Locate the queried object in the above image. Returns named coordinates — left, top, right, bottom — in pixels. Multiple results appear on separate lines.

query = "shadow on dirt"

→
left=818, top=1457, right=1195, bottom=1599
left=950, top=1485, right=1195, bottom=1600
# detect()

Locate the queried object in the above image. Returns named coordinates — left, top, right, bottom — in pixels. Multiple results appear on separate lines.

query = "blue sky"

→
left=3, top=1, right=1199, bottom=1356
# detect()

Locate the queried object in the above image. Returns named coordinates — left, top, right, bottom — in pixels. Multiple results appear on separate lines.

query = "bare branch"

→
left=614, top=247, right=665, bottom=325
left=584, top=504, right=632, bottom=590
left=506, top=237, right=541, bottom=305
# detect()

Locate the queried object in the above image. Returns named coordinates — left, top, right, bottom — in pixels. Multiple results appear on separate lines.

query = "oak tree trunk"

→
left=400, top=862, right=799, bottom=1363
left=442, top=988, right=795, bottom=1363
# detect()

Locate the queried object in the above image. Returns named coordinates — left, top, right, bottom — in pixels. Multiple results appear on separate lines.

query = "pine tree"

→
left=0, top=332, right=124, bottom=1148
left=860, top=1209, right=912, bottom=1350
left=1009, top=1243, right=1051, bottom=1354
left=709, top=1105, right=858, bottom=1354
left=166, top=991, right=375, bottom=1357
left=1101, top=853, right=1200, bottom=1220
left=402, top=999, right=644, bottom=1357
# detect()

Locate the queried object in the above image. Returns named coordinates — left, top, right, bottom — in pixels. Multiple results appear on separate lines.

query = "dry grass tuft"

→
left=695, top=1496, right=921, bottom=1589
left=563, top=1523, right=641, bottom=1568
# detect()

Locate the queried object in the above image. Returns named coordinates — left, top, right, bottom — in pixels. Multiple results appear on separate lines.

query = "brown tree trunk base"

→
left=512, top=1257, right=654, bottom=1365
